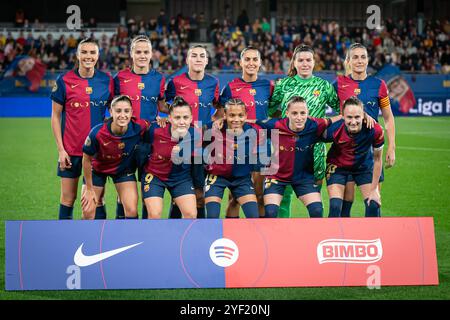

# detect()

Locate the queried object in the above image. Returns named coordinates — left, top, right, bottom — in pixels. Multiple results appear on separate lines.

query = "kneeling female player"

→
left=81, top=95, right=150, bottom=219
left=255, top=96, right=342, bottom=218
left=141, top=96, right=197, bottom=219
left=204, top=98, right=259, bottom=218
left=324, top=96, right=384, bottom=217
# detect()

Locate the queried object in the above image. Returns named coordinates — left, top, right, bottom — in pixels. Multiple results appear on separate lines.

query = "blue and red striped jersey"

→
left=143, top=125, right=196, bottom=182
left=220, top=77, right=274, bottom=121
left=114, top=68, right=165, bottom=121
left=51, top=69, right=114, bottom=156
left=83, top=118, right=150, bottom=175
left=334, top=75, right=390, bottom=121
left=204, top=123, right=259, bottom=179
left=324, top=119, right=384, bottom=172
left=256, top=117, right=330, bottom=183
left=165, top=72, right=219, bottom=125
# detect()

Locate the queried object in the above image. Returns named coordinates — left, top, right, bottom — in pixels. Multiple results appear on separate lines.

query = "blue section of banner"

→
left=5, top=220, right=225, bottom=290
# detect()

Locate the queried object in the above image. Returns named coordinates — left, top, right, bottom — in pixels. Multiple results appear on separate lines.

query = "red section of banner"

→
left=223, top=218, right=438, bottom=288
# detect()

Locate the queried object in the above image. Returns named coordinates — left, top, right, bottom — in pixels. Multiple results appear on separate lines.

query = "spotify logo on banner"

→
left=209, top=238, right=239, bottom=267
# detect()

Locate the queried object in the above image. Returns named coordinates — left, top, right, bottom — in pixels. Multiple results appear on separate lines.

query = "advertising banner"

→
left=5, top=218, right=438, bottom=290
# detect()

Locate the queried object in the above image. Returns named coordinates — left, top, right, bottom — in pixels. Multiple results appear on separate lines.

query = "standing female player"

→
left=324, top=97, right=384, bottom=217
left=165, top=45, right=221, bottom=219
left=204, top=98, right=259, bottom=219
left=81, top=95, right=150, bottom=219
left=268, top=45, right=340, bottom=218
left=114, top=35, right=168, bottom=219
left=51, top=38, right=114, bottom=219
left=334, top=43, right=396, bottom=217
left=219, top=46, right=273, bottom=218
left=141, top=96, right=197, bottom=219
left=257, top=96, right=342, bottom=218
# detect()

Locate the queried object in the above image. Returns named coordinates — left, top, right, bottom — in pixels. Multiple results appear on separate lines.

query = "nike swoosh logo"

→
left=342, top=84, right=349, bottom=88
left=103, top=141, right=112, bottom=146
left=180, top=85, right=189, bottom=89
left=236, top=87, right=243, bottom=91
left=71, top=84, right=79, bottom=89
left=74, top=242, right=143, bottom=267
left=124, top=79, right=132, bottom=83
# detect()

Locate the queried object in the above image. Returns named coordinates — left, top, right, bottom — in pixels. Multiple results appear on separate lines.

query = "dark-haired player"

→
left=81, top=95, right=150, bottom=219
left=324, top=97, right=384, bottom=217
left=204, top=99, right=259, bottom=219
left=51, top=38, right=113, bottom=220
left=166, top=45, right=221, bottom=219
left=334, top=43, right=395, bottom=217
left=220, top=46, right=273, bottom=218
left=141, top=96, right=197, bottom=219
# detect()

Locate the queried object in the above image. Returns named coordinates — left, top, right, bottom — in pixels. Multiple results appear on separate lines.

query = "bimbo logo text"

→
left=317, top=239, right=383, bottom=264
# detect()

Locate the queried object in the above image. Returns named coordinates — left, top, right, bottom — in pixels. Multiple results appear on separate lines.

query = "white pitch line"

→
left=397, top=146, right=450, bottom=152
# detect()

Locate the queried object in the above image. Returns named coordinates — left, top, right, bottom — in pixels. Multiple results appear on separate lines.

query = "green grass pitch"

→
left=0, top=117, right=449, bottom=300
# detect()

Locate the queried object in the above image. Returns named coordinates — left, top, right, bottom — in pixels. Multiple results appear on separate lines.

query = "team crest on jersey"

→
left=118, top=142, right=125, bottom=149
left=195, top=89, right=202, bottom=96
left=354, top=88, right=361, bottom=95
left=313, top=90, right=320, bottom=97
left=84, top=136, right=91, bottom=147
left=138, top=82, right=145, bottom=90
left=86, top=87, right=93, bottom=95
left=249, top=89, right=256, bottom=96
left=52, top=82, right=58, bottom=92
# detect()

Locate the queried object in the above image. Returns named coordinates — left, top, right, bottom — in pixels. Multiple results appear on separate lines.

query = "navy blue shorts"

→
left=191, top=163, right=205, bottom=189
left=326, top=170, right=373, bottom=186
left=57, top=155, right=82, bottom=178
left=141, top=173, right=195, bottom=199
left=90, top=171, right=136, bottom=187
left=263, top=178, right=321, bottom=197
left=346, top=167, right=384, bottom=183
left=204, top=174, right=255, bottom=200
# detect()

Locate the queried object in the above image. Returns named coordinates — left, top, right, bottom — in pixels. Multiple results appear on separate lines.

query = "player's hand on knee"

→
left=58, top=150, right=72, bottom=170
left=81, top=189, right=97, bottom=214
left=367, top=189, right=381, bottom=206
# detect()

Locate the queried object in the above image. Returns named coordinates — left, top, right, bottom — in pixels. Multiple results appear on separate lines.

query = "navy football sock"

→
left=364, top=199, right=381, bottom=217
left=59, top=204, right=73, bottom=220
left=94, top=205, right=107, bottom=219
left=197, top=207, right=205, bottom=219
left=206, top=202, right=221, bottom=218
left=307, top=202, right=323, bottom=218
left=242, top=201, right=259, bottom=218
left=116, top=202, right=125, bottom=219
left=329, top=198, right=343, bottom=217
left=341, top=200, right=353, bottom=217
left=264, top=204, right=279, bottom=218
left=125, top=215, right=138, bottom=219
left=169, top=203, right=182, bottom=219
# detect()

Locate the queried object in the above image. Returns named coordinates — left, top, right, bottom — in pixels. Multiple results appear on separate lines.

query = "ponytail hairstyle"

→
left=169, top=96, right=192, bottom=114
left=342, top=96, right=364, bottom=113
left=75, top=37, right=99, bottom=68
left=286, top=95, right=307, bottom=110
